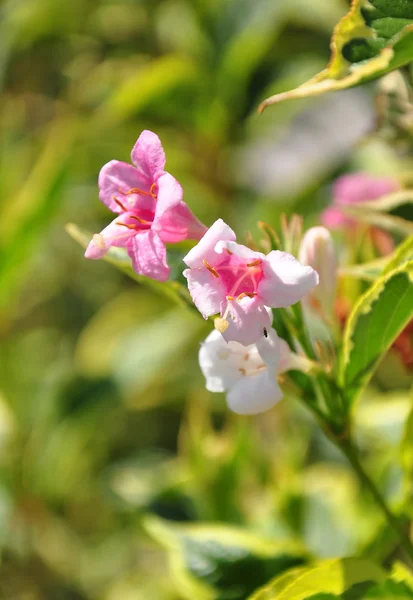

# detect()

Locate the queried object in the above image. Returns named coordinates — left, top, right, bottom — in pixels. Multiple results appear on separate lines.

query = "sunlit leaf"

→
left=248, top=558, right=385, bottom=600
left=145, top=516, right=308, bottom=600
left=259, top=1, right=413, bottom=111
left=340, top=260, right=413, bottom=406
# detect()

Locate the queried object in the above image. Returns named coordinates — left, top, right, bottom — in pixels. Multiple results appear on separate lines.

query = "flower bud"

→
left=299, top=226, right=337, bottom=319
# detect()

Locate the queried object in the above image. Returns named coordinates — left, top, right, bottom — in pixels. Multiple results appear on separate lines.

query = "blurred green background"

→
left=0, top=0, right=412, bottom=598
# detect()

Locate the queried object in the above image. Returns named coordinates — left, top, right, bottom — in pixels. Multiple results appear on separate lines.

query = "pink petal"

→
left=227, top=371, right=282, bottom=415
left=128, top=230, right=169, bottom=282
left=321, top=206, right=350, bottom=229
left=259, top=251, right=319, bottom=308
left=85, top=212, right=137, bottom=259
left=222, top=296, right=271, bottom=346
left=152, top=173, right=207, bottom=243
left=99, top=160, right=156, bottom=214
left=130, top=130, right=166, bottom=183
left=183, top=219, right=236, bottom=269
left=333, top=173, right=399, bottom=206
left=183, top=267, right=224, bottom=318
left=215, top=240, right=264, bottom=261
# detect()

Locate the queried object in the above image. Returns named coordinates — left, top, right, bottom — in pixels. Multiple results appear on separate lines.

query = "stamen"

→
left=247, top=259, right=261, bottom=267
left=112, top=196, right=128, bottom=212
left=236, top=292, right=257, bottom=301
left=226, top=295, right=234, bottom=301
left=203, top=259, right=219, bottom=278
left=238, top=368, right=247, bottom=376
left=214, top=317, right=229, bottom=333
left=130, top=215, right=151, bottom=225
left=115, top=221, right=138, bottom=230
left=226, top=248, right=233, bottom=255
left=150, top=182, right=158, bottom=199
left=118, top=187, right=153, bottom=197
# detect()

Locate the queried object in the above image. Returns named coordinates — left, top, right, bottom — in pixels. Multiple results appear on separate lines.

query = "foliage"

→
left=0, top=0, right=413, bottom=599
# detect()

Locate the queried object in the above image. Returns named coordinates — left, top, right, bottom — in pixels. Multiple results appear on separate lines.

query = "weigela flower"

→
left=183, top=219, right=318, bottom=346
left=199, top=327, right=310, bottom=414
left=299, top=226, right=337, bottom=319
left=322, top=172, right=399, bottom=229
left=85, top=130, right=207, bottom=282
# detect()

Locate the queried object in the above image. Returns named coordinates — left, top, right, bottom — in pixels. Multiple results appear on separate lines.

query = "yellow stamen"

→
left=247, top=259, right=261, bottom=267
left=236, top=292, right=257, bottom=301
left=214, top=317, right=229, bottom=333
left=203, top=259, right=219, bottom=278
left=226, top=248, right=233, bottom=255
left=238, top=367, right=247, bottom=376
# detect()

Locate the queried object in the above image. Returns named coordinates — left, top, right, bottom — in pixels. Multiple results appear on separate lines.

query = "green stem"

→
left=340, top=438, right=413, bottom=565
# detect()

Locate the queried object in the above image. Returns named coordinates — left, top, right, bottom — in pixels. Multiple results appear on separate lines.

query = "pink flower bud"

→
left=299, top=227, right=337, bottom=319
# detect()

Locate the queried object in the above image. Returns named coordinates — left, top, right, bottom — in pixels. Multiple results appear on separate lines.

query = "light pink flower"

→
left=199, top=327, right=311, bottom=414
left=183, top=219, right=318, bottom=346
left=85, top=130, right=207, bottom=281
left=322, top=172, right=399, bottom=229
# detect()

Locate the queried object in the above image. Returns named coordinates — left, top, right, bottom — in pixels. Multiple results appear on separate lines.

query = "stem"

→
left=340, top=438, right=413, bottom=565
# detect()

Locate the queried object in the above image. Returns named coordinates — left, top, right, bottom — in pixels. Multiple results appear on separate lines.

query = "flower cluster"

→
left=86, top=131, right=330, bottom=414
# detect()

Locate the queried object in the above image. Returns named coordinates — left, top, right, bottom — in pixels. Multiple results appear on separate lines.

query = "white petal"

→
left=256, top=327, right=281, bottom=374
left=199, top=330, right=244, bottom=392
left=226, top=371, right=283, bottom=415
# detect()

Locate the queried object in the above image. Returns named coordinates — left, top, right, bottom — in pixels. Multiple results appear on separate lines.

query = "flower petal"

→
left=333, top=173, right=399, bottom=206
left=183, top=267, right=224, bottom=318
left=215, top=241, right=263, bottom=261
left=222, top=296, right=271, bottom=346
left=85, top=213, right=137, bottom=259
left=321, top=206, right=349, bottom=229
left=199, top=330, right=245, bottom=392
left=259, top=251, right=319, bottom=308
left=227, top=371, right=283, bottom=415
left=99, top=160, right=156, bottom=214
left=153, top=173, right=207, bottom=243
left=128, top=230, right=169, bottom=282
left=183, top=219, right=236, bottom=269
left=256, top=327, right=280, bottom=375
left=130, top=130, right=166, bottom=182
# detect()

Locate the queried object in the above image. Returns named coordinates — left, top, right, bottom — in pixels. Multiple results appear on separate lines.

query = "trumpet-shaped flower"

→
left=322, top=172, right=399, bottom=229
left=183, top=219, right=318, bottom=346
left=199, top=327, right=310, bottom=414
left=85, top=130, right=207, bottom=281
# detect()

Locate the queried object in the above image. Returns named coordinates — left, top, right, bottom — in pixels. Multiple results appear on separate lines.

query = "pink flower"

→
left=322, top=172, right=399, bottom=229
left=85, top=130, right=207, bottom=281
left=183, top=219, right=319, bottom=346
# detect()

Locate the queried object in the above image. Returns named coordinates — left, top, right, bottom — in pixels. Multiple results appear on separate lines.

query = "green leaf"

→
left=339, top=257, right=389, bottom=281
left=401, top=399, right=413, bottom=480
left=259, top=0, right=413, bottom=111
left=341, top=191, right=413, bottom=236
left=65, top=223, right=193, bottom=308
left=340, top=260, right=413, bottom=405
left=365, top=578, right=413, bottom=598
left=248, top=558, right=385, bottom=600
left=144, top=516, right=308, bottom=600
left=339, top=235, right=413, bottom=281
left=0, top=118, right=76, bottom=312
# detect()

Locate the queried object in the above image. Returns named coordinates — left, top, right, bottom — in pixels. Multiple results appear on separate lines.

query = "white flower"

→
left=199, top=327, right=310, bottom=415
